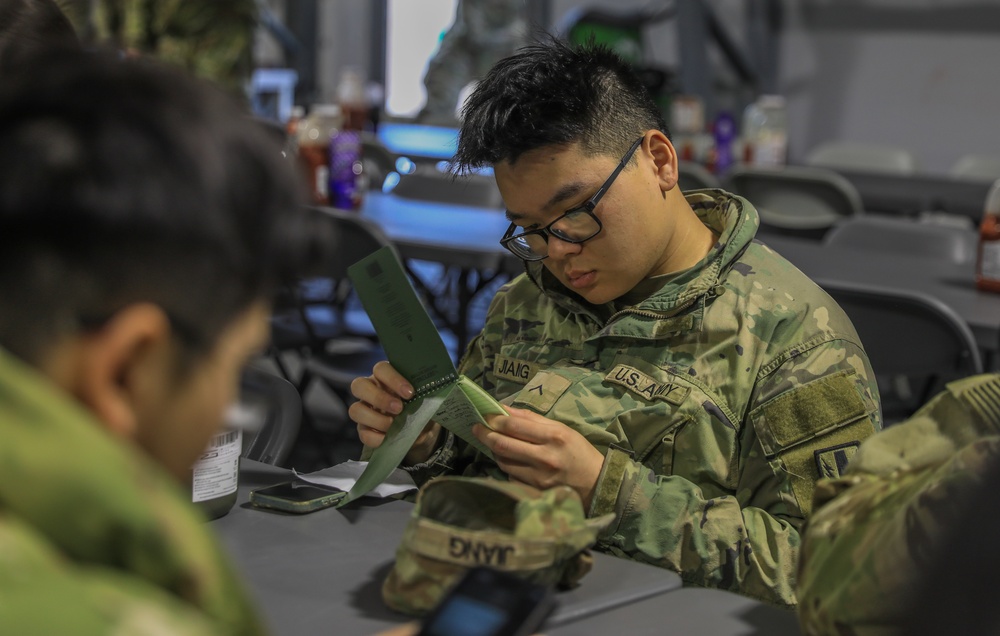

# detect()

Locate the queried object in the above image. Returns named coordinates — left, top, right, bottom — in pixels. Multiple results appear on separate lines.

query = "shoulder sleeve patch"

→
left=751, top=369, right=867, bottom=457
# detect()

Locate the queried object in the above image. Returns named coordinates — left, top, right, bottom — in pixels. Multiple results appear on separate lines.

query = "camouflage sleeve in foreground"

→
left=796, top=373, right=1000, bottom=635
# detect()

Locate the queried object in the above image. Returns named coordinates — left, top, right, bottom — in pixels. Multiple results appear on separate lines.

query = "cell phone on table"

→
left=249, top=481, right=346, bottom=514
left=417, top=567, right=557, bottom=636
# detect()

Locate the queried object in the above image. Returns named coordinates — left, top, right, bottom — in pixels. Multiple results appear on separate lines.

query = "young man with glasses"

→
left=351, top=38, right=881, bottom=607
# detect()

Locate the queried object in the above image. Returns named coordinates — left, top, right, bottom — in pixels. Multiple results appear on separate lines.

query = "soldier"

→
left=0, top=51, right=320, bottom=632
left=60, top=0, right=257, bottom=95
left=797, top=372, right=1000, bottom=634
left=351, top=37, right=881, bottom=607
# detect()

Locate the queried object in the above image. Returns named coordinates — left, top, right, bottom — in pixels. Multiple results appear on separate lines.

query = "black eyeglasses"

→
left=500, top=137, right=644, bottom=262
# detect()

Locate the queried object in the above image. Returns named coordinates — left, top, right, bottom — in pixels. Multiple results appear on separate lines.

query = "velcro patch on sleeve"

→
left=493, top=354, right=539, bottom=386
left=751, top=369, right=867, bottom=457
left=511, top=372, right=573, bottom=413
left=604, top=364, right=690, bottom=405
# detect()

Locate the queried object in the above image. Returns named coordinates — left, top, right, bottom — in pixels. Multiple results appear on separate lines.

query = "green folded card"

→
left=337, top=246, right=507, bottom=506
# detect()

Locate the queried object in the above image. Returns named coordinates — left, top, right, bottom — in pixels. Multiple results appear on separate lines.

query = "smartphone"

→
left=249, top=481, right=346, bottom=514
left=417, top=567, right=557, bottom=636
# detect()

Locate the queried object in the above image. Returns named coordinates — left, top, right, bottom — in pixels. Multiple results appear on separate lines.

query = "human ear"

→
left=646, top=131, right=680, bottom=192
left=73, top=303, right=173, bottom=441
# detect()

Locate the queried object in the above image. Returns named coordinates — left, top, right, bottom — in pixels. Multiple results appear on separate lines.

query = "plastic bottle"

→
left=329, top=70, right=366, bottom=210
left=710, top=112, right=737, bottom=175
left=192, top=424, right=242, bottom=520
left=297, top=104, right=343, bottom=205
left=976, top=180, right=1000, bottom=293
left=742, top=95, right=788, bottom=167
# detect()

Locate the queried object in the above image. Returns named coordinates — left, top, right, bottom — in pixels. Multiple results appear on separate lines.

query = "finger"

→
left=485, top=410, right=557, bottom=445
left=348, top=399, right=395, bottom=435
left=372, top=360, right=415, bottom=400
left=356, top=422, right=388, bottom=448
left=350, top=375, right=404, bottom=417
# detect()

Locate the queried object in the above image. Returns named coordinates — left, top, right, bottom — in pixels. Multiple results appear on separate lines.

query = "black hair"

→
left=453, top=35, right=667, bottom=174
left=0, top=0, right=80, bottom=75
left=0, top=49, right=324, bottom=365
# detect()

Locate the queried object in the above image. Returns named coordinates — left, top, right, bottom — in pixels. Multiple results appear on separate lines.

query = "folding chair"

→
left=806, top=141, right=918, bottom=175
left=726, top=164, right=863, bottom=238
left=239, top=366, right=302, bottom=467
left=816, top=279, right=983, bottom=424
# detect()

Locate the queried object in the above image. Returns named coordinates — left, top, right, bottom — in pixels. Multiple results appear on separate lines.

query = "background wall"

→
left=314, top=0, right=1000, bottom=174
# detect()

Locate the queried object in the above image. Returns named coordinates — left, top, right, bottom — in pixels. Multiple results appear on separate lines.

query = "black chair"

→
left=240, top=366, right=302, bottom=466
left=269, top=207, right=399, bottom=444
left=388, top=164, right=504, bottom=209
left=816, top=279, right=983, bottom=424
left=726, top=164, right=863, bottom=239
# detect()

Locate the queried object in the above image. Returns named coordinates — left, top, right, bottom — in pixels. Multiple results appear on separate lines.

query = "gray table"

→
left=758, top=233, right=1000, bottom=357
left=831, top=168, right=993, bottom=224
left=213, top=460, right=681, bottom=636
left=547, top=587, right=801, bottom=636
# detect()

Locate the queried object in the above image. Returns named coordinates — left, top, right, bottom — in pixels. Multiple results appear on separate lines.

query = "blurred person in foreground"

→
left=0, top=0, right=80, bottom=74
left=0, top=50, right=321, bottom=633
left=797, top=372, right=1000, bottom=635
left=350, top=36, right=881, bottom=607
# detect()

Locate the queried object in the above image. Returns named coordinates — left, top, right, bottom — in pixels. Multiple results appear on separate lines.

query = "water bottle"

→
left=297, top=104, right=343, bottom=205
left=192, top=423, right=242, bottom=520
left=742, top=95, right=788, bottom=167
left=976, top=180, right=1000, bottom=293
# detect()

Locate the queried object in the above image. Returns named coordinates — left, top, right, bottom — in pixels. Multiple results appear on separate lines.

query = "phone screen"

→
left=249, top=481, right=346, bottom=513
left=418, top=567, right=556, bottom=636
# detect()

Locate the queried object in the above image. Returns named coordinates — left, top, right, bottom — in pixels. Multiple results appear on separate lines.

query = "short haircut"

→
left=0, top=50, right=323, bottom=365
left=453, top=35, right=667, bottom=174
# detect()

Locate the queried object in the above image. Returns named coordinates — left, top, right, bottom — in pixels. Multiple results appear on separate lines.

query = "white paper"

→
left=293, top=460, right=417, bottom=498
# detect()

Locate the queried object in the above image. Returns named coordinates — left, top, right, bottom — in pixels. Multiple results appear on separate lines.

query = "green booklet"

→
left=337, top=246, right=507, bottom=506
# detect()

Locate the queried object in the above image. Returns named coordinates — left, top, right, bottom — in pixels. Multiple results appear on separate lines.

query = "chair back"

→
left=806, top=141, right=918, bottom=175
left=726, top=164, right=863, bottom=233
left=240, top=367, right=302, bottom=466
left=817, top=279, right=983, bottom=420
left=950, top=154, right=1000, bottom=182
left=361, top=132, right=399, bottom=191
left=678, top=160, right=722, bottom=192
left=823, top=215, right=978, bottom=265
left=389, top=164, right=503, bottom=209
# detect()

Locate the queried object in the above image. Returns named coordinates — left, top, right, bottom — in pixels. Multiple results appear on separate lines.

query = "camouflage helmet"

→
left=382, top=476, right=614, bottom=616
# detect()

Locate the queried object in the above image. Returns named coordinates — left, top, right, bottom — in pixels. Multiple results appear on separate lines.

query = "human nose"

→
left=544, top=233, right=583, bottom=259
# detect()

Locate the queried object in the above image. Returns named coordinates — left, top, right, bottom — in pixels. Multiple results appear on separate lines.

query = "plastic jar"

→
left=742, top=95, right=788, bottom=167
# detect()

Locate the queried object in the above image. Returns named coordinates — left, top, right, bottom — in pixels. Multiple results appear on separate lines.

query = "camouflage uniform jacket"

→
left=417, top=190, right=881, bottom=607
left=0, top=348, right=267, bottom=635
left=797, top=373, right=1000, bottom=635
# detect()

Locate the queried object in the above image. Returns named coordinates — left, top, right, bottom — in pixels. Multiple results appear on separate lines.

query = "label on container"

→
left=981, top=240, right=1000, bottom=281
left=192, top=428, right=242, bottom=502
left=750, top=133, right=787, bottom=167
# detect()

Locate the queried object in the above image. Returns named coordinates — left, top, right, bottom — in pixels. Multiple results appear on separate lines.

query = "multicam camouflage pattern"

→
left=797, top=373, right=1000, bottom=635
left=0, top=348, right=266, bottom=635
left=62, top=0, right=256, bottom=94
left=418, top=190, right=882, bottom=607
left=383, top=476, right=611, bottom=615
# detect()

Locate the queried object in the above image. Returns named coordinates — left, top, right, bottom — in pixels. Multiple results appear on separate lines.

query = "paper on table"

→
left=294, top=460, right=417, bottom=499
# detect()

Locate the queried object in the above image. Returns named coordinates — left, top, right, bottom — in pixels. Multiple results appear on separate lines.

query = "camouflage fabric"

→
left=0, top=347, right=267, bottom=635
left=797, top=373, right=1000, bottom=635
left=62, top=0, right=256, bottom=95
left=383, top=476, right=612, bottom=615
left=414, top=190, right=881, bottom=607
left=417, top=0, right=528, bottom=125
